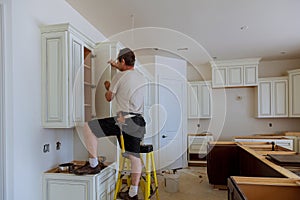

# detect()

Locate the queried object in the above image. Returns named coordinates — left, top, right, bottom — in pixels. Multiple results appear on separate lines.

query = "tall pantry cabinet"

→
left=288, top=69, right=300, bottom=117
left=41, top=23, right=118, bottom=128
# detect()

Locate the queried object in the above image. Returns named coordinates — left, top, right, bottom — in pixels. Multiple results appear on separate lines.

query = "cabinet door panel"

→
left=213, top=68, right=226, bottom=87
left=70, top=35, right=84, bottom=124
left=42, top=32, right=68, bottom=127
left=47, top=180, right=89, bottom=200
left=273, top=80, right=288, bottom=117
left=187, top=84, right=199, bottom=118
left=200, top=84, right=211, bottom=118
left=290, top=73, right=300, bottom=117
left=244, top=65, right=257, bottom=86
left=228, top=66, right=243, bottom=86
left=259, top=82, right=272, bottom=116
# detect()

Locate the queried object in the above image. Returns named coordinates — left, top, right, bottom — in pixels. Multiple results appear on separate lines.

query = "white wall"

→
left=188, top=58, right=300, bottom=140
left=7, top=0, right=105, bottom=200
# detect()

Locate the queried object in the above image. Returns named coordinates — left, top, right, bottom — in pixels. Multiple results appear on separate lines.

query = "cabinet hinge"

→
left=91, top=54, right=96, bottom=58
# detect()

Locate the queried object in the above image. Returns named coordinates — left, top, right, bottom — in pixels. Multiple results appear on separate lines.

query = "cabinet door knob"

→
left=162, top=135, right=167, bottom=138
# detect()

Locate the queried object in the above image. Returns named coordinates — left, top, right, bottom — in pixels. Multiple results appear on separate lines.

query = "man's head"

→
left=117, top=48, right=135, bottom=69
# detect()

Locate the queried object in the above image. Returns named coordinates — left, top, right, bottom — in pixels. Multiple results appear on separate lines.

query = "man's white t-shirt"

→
left=110, top=69, right=146, bottom=115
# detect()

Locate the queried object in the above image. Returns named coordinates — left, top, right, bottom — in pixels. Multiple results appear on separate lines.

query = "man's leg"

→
left=83, top=122, right=98, bottom=159
left=126, top=154, right=142, bottom=199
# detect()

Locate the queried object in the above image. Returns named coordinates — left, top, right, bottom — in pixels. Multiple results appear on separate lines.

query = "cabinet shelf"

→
left=188, top=134, right=213, bottom=166
left=84, top=64, right=91, bottom=69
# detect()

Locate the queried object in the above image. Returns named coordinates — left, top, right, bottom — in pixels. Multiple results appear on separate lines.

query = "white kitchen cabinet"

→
left=41, top=23, right=95, bottom=128
left=41, top=23, right=124, bottom=128
left=288, top=69, right=300, bottom=117
left=188, top=134, right=214, bottom=165
left=255, top=77, right=288, bottom=118
left=187, top=81, right=212, bottom=119
left=43, top=163, right=116, bottom=200
left=210, top=58, right=260, bottom=88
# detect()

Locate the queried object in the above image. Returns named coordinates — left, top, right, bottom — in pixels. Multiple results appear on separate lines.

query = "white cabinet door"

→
left=69, top=34, right=84, bottom=125
left=256, top=77, right=288, bottom=118
left=199, top=83, right=212, bottom=118
left=288, top=69, right=300, bottom=117
left=258, top=81, right=272, bottom=117
left=244, top=65, right=258, bottom=86
left=94, top=42, right=121, bottom=118
left=187, top=83, right=199, bottom=118
left=187, top=82, right=211, bottom=119
left=273, top=79, right=288, bottom=117
left=212, top=67, right=226, bottom=88
left=42, top=31, right=70, bottom=128
left=228, top=66, right=243, bottom=86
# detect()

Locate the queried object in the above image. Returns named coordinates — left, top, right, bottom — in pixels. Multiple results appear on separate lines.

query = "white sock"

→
left=89, top=157, right=98, bottom=168
left=129, top=185, right=138, bottom=197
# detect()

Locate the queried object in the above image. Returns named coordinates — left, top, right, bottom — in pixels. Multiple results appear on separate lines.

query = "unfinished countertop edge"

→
left=237, top=143, right=300, bottom=179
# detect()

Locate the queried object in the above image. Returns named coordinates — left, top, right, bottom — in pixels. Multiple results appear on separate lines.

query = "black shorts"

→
left=87, top=115, right=146, bottom=158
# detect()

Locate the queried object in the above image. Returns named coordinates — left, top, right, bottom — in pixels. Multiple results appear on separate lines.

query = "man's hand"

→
left=108, top=60, right=118, bottom=69
left=117, top=112, right=125, bottom=124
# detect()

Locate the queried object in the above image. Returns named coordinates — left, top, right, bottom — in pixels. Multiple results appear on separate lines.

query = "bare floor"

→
left=154, top=167, right=227, bottom=200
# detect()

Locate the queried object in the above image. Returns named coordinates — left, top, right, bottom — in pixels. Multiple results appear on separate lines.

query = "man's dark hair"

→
left=118, top=48, right=135, bottom=66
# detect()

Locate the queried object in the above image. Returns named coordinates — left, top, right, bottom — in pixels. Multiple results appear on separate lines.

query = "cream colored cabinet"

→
left=288, top=69, right=300, bottom=117
left=255, top=77, right=288, bottom=118
left=41, top=23, right=123, bottom=128
left=187, top=81, right=212, bottom=119
left=41, top=23, right=95, bottom=128
left=210, top=58, right=260, bottom=88
left=43, top=163, right=116, bottom=200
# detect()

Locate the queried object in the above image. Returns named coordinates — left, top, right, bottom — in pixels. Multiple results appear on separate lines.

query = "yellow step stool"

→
left=114, top=144, right=160, bottom=200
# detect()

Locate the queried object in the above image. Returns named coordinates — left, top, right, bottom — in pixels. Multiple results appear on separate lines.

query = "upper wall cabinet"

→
left=288, top=69, right=300, bottom=118
left=41, top=24, right=96, bottom=128
left=254, top=77, right=288, bottom=118
left=187, top=81, right=212, bottom=119
left=210, top=58, right=261, bottom=88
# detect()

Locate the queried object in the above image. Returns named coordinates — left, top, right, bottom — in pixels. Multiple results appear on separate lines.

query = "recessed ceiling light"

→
left=240, top=25, right=248, bottom=31
left=280, top=51, right=287, bottom=55
left=177, top=47, right=188, bottom=51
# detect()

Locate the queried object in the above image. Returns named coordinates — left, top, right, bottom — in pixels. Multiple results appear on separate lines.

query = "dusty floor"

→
left=146, top=167, right=227, bottom=200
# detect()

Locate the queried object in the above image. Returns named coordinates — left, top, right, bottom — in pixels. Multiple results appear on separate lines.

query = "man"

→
left=75, top=48, right=146, bottom=200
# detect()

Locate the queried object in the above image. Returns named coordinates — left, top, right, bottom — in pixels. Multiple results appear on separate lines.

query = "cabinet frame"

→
left=187, top=81, right=212, bottom=119
left=255, top=77, right=288, bottom=118
left=210, top=58, right=260, bottom=88
left=288, top=69, right=300, bottom=117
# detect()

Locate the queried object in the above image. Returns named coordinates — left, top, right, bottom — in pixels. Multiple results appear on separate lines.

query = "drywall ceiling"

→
left=66, top=0, right=300, bottom=65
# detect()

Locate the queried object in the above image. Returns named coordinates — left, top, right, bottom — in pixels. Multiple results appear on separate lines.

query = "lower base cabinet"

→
left=228, top=176, right=300, bottom=200
left=43, top=163, right=116, bottom=200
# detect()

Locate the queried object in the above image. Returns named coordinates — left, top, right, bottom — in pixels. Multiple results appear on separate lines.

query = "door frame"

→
left=0, top=3, right=5, bottom=200
left=0, top=1, right=13, bottom=199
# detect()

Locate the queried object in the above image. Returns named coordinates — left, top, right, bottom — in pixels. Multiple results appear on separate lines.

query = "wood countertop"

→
left=237, top=144, right=300, bottom=179
left=209, top=141, right=300, bottom=179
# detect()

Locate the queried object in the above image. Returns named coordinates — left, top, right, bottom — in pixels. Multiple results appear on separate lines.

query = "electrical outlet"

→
left=56, top=141, right=61, bottom=150
left=43, top=144, right=50, bottom=153
left=269, top=123, right=273, bottom=128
